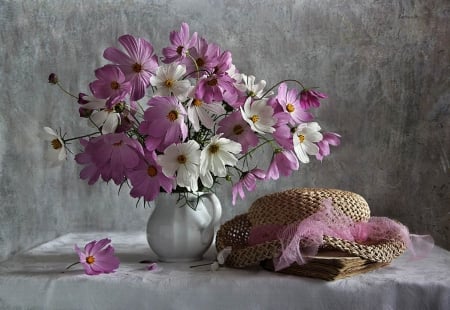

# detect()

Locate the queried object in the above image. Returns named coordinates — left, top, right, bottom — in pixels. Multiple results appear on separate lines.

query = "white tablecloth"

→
left=0, top=232, right=448, bottom=310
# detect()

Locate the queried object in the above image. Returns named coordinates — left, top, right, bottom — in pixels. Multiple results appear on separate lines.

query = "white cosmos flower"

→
left=238, top=74, right=273, bottom=98
left=226, top=65, right=242, bottom=86
left=79, top=95, right=107, bottom=110
left=90, top=110, right=121, bottom=134
left=200, top=135, right=242, bottom=188
left=240, top=97, right=276, bottom=134
left=293, top=122, right=323, bottom=164
left=150, top=63, right=191, bottom=101
left=157, top=140, right=201, bottom=192
left=187, top=93, right=226, bottom=132
left=42, top=127, right=67, bottom=166
left=80, top=96, right=121, bottom=134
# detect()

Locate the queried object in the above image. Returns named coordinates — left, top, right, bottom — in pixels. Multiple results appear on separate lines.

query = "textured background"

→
left=0, top=0, right=448, bottom=262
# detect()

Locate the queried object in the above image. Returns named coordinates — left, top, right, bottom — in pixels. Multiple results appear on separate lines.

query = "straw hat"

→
left=216, top=188, right=407, bottom=269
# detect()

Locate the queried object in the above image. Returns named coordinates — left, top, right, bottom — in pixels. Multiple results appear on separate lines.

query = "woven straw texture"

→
left=248, top=188, right=371, bottom=226
left=216, top=188, right=406, bottom=269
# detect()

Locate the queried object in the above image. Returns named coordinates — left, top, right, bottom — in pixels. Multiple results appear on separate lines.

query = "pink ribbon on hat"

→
left=247, top=199, right=434, bottom=271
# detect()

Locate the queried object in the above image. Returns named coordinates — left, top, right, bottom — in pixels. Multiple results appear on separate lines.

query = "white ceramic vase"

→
left=146, top=192, right=222, bottom=262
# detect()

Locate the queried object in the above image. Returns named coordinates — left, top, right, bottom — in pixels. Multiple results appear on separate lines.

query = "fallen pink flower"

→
left=74, top=238, right=120, bottom=275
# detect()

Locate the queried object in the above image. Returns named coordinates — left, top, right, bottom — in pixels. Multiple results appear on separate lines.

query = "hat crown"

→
left=248, top=188, right=371, bottom=226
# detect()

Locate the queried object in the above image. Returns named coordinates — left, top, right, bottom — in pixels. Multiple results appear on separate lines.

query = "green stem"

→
left=255, top=79, right=306, bottom=100
left=127, top=108, right=141, bottom=125
left=238, top=138, right=274, bottom=161
left=56, top=82, right=78, bottom=100
left=136, top=101, right=146, bottom=114
left=189, top=262, right=213, bottom=268
left=65, top=261, right=80, bottom=270
left=63, top=132, right=99, bottom=143
left=186, top=53, right=201, bottom=80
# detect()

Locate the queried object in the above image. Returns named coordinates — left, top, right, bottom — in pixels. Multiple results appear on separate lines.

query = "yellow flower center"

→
left=250, top=115, right=260, bottom=123
left=286, top=103, right=295, bottom=113
left=247, top=91, right=256, bottom=97
left=132, top=63, right=142, bottom=73
left=167, top=110, right=178, bottom=121
left=110, top=81, right=120, bottom=90
left=177, top=155, right=187, bottom=164
left=209, top=144, right=220, bottom=154
left=51, top=139, right=63, bottom=150
left=165, top=79, right=174, bottom=88
left=86, top=256, right=95, bottom=265
left=298, top=134, right=305, bottom=143
left=147, top=166, right=157, bottom=177
left=193, top=98, right=202, bottom=107
left=233, top=125, right=244, bottom=135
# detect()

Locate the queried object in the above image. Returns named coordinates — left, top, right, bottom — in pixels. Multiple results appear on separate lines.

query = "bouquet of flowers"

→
left=44, top=22, right=340, bottom=207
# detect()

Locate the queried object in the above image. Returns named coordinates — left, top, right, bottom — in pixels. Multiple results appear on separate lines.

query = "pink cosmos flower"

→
left=272, top=111, right=294, bottom=150
left=185, top=37, right=220, bottom=76
left=300, top=89, right=327, bottom=110
left=103, top=34, right=159, bottom=101
left=147, top=262, right=162, bottom=272
left=232, top=169, right=265, bottom=205
left=316, top=132, right=341, bottom=161
left=266, top=150, right=299, bottom=180
left=89, top=65, right=131, bottom=108
left=75, top=133, right=144, bottom=185
left=162, top=22, right=198, bottom=64
left=195, top=73, right=237, bottom=104
left=275, top=83, right=313, bottom=125
left=217, top=111, right=258, bottom=153
left=211, top=50, right=233, bottom=75
left=225, top=65, right=247, bottom=108
left=74, top=238, right=120, bottom=275
left=139, top=96, right=188, bottom=152
left=128, top=151, right=174, bottom=201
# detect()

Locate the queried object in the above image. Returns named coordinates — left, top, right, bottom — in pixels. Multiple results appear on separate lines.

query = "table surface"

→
left=0, top=232, right=449, bottom=310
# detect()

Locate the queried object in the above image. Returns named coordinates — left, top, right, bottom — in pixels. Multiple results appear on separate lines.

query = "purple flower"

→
left=128, top=151, right=174, bottom=201
left=75, top=139, right=102, bottom=185
left=266, top=150, right=299, bottom=180
left=300, top=89, right=327, bottom=110
left=195, top=73, right=238, bottom=104
left=185, top=37, right=220, bottom=76
left=162, top=22, right=198, bottom=64
left=103, top=34, right=159, bottom=101
left=147, top=262, right=162, bottom=272
left=211, top=50, right=233, bottom=75
left=316, top=132, right=341, bottom=161
left=74, top=238, right=120, bottom=275
left=89, top=65, right=131, bottom=108
left=217, top=111, right=258, bottom=153
left=275, top=83, right=313, bottom=125
left=75, top=133, right=144, bottom=185
left=232, top=169, right=265, bottom=205
left=138, top=96, right=188, bottom=152
left=272, top=112, right=294, bottom=150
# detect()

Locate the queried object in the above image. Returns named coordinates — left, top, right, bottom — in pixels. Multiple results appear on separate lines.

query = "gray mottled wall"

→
left=0, top=0, right=448, bottom=261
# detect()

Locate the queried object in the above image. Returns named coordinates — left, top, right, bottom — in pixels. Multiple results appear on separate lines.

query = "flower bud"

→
left=48, top=73, right=58, bottom=84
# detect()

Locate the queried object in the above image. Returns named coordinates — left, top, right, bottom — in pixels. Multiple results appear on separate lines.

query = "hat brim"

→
left=216, top=213, right=407, bottom=269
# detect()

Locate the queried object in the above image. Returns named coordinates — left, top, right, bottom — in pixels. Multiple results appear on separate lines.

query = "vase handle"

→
left=201, top=193, right=222, bottom=243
